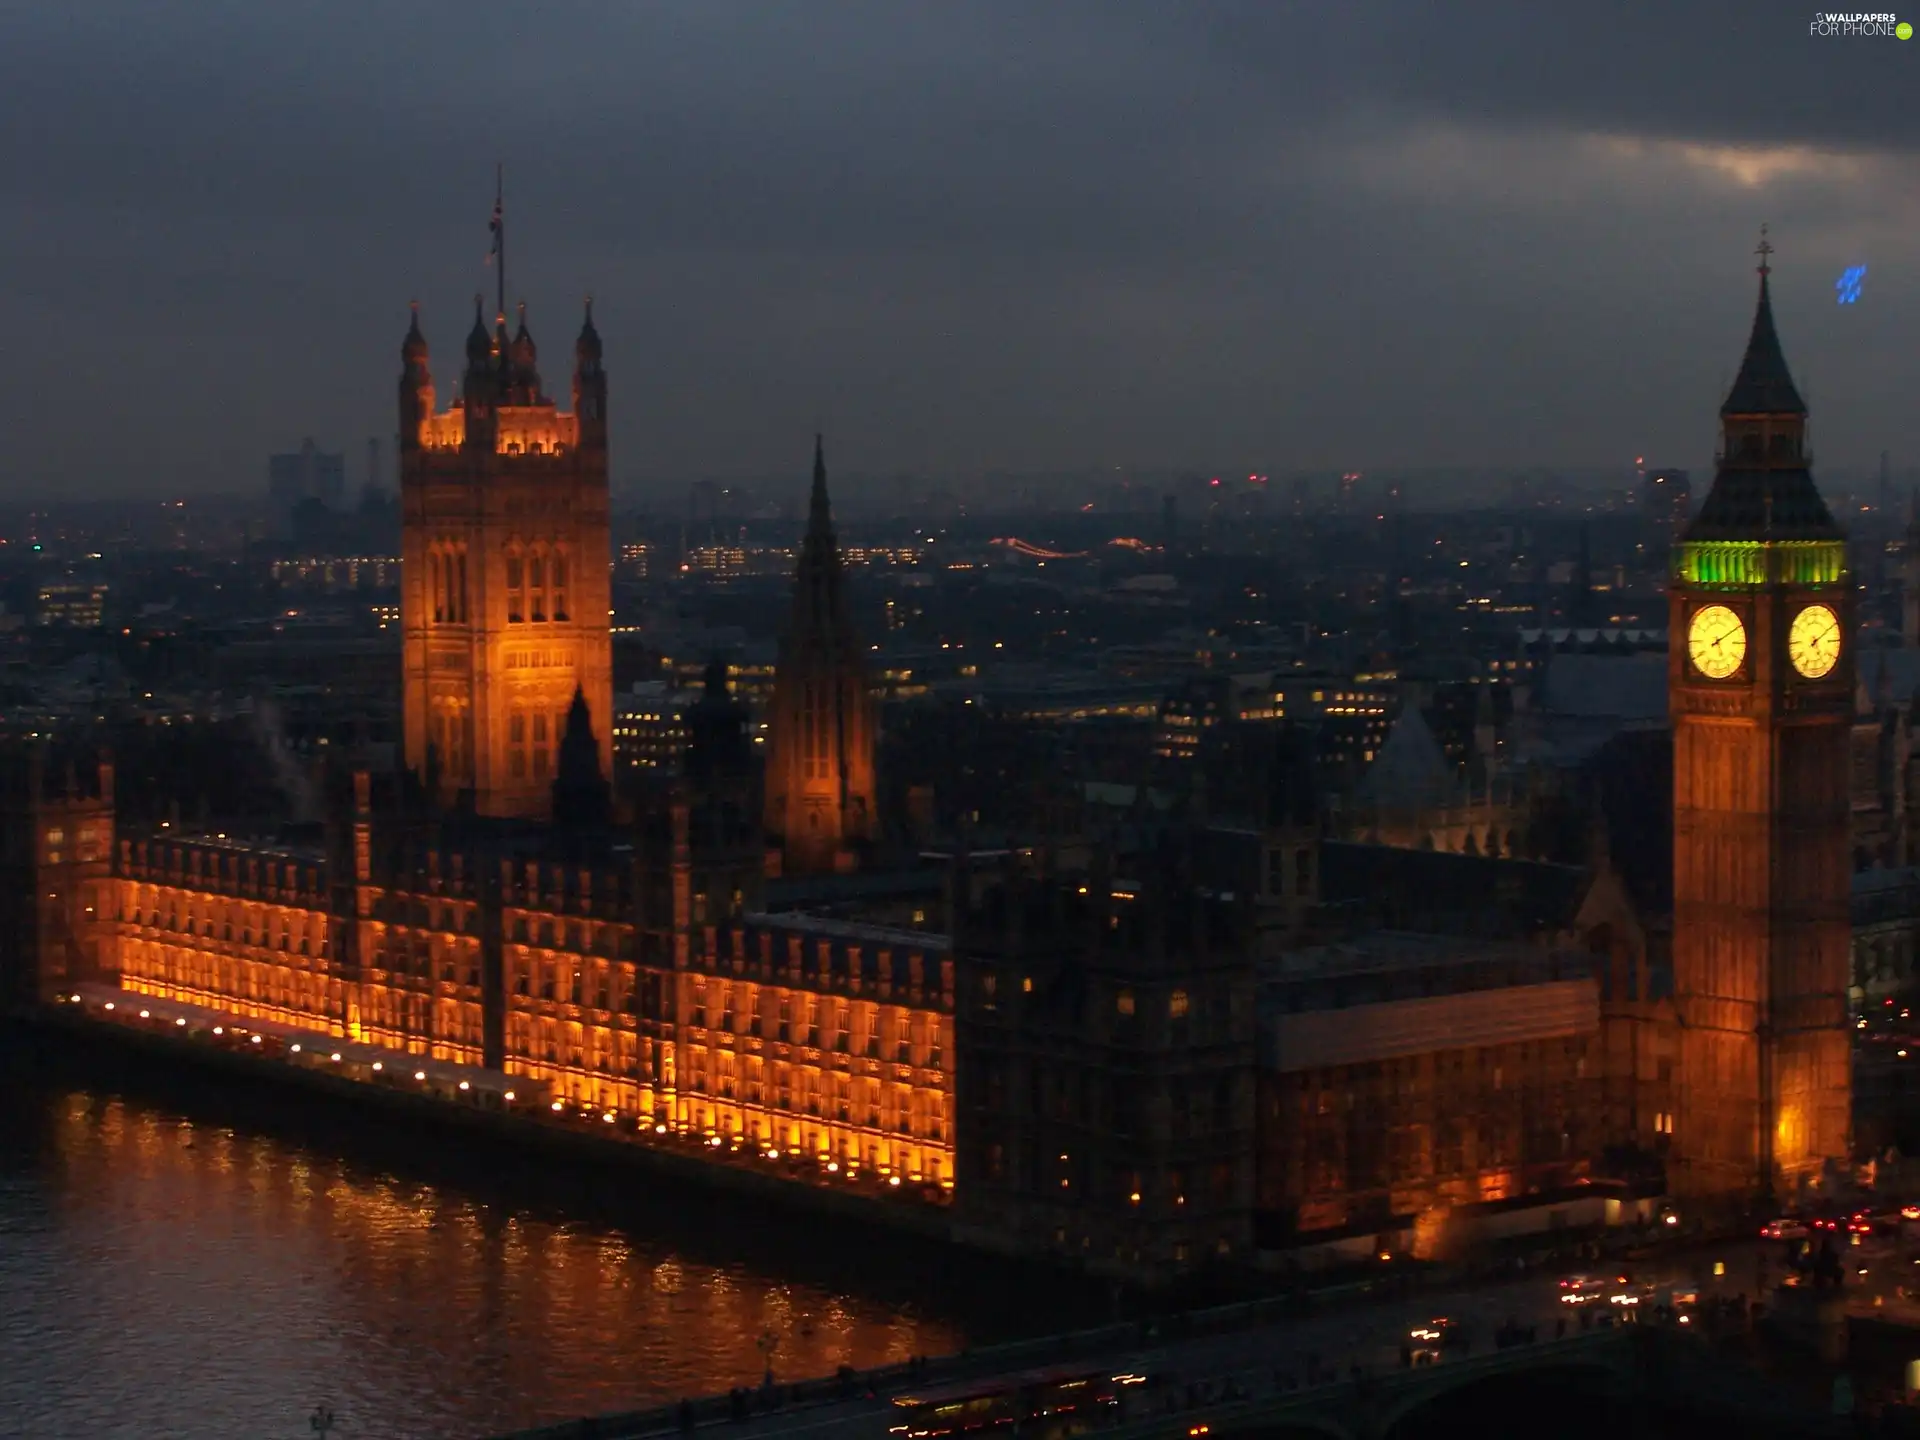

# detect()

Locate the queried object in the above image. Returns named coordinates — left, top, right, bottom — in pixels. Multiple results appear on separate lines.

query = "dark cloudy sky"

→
left=2, top=2, right=1915, bottom=499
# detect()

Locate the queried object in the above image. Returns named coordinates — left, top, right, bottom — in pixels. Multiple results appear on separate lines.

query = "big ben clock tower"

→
left=1670, top=231, right=1853, bottom=1201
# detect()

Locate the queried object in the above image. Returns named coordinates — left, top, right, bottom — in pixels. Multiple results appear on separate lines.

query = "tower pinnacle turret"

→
left=572, top=296, right=606, bottom=442
left=465, top=294, right=491, bottom=367
left=398, top=193, right=612, bottom=818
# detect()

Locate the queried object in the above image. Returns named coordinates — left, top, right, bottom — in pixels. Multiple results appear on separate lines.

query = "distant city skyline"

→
left=0, top=3, right=1915, bottom=498
left=13, top=456, right=1920, bottom=525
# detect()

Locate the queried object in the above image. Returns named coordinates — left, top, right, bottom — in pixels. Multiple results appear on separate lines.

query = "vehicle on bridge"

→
left=1407, top=1318, right=1461, bottom=1364
left=887, top=1367, right=1147, bottom=1440
left=1558, top=1275, right=1607, bottom=1305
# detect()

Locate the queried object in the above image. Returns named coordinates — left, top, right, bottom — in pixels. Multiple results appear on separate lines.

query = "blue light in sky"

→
left=1837, top=265, right=1867, bottom=305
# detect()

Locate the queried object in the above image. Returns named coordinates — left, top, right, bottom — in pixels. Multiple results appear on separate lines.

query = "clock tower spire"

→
left=1669, top=233, right=1852, bottom=1202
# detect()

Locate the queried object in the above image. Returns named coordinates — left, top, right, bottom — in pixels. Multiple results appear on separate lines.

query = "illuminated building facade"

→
left=399, top=295, right=612, bottom=818
left=763, top=438, right=878, bottom=876
left=1257, top=937, right=1612, bottom=1240
left=1669, top=244, right=1854, bottom=1199
left=98, top=769, right=954, bottom=1187
left=688, top=913, right=954, bottom=1184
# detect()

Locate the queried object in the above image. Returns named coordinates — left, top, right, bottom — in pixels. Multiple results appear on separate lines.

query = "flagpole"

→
left=494, top=162, right=505, bottom=325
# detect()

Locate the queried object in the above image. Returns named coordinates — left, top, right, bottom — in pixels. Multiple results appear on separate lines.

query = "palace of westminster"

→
left=0, top=243, right=1873, bottom=1281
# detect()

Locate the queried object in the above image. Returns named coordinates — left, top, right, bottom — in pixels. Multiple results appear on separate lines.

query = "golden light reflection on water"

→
left=2, top=1084, right=968, bottom=1440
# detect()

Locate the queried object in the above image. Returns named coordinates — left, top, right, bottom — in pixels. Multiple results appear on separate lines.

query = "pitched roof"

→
left=1354, top=705, right=1455, bottom=808
left=1685, top=464, right=1840, bottom=541
left=1684, top=267, right=1841, bottom=544
left=1721, top=270, right=1805, bottom=416
left=1318, top=842, right=1590, bottom=938
left=1541, top=653, right=1668, bottom=721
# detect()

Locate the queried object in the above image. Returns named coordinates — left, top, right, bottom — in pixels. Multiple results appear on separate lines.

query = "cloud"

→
left=0, top=2, right=1912, bottom=494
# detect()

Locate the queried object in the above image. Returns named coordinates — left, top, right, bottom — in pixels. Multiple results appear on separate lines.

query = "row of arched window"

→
left=508, top=705, right=570, bottom=781
left=800, top=683, right=833, bottom=779
left=427, top=545, right=469, bottom=624
left=424, top=543, right=573, bottom=626
left=506, top=545, right=570, bottom=624
left=431, top=705, right=469, bottom=781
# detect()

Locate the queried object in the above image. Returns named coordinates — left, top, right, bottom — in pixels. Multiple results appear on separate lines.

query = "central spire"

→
left=1722, top=224, right=1805, bottom=418
left=808, top=432, right=832, bottom=537
left=765, top=431, right=877, bottom=875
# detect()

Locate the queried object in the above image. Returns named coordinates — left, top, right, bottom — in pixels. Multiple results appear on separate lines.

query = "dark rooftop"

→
left=1318, top=841, right=1590, bottom=937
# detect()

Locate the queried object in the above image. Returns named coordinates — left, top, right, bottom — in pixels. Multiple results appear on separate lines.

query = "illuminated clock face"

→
left=1788, top=603, right=1841, bottom=679
left=1687, top=604, right=1747, bottom=680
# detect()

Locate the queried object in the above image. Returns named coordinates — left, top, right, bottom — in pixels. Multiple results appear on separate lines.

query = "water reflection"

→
left=0, top=1075, right=984, bottom=1440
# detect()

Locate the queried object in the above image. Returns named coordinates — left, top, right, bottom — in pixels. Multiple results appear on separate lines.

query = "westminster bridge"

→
left=493, top=1300, right=1847, bottom=1440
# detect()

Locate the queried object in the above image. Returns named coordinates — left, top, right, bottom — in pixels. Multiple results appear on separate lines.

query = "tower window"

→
left=429, top=552, right=445, bottom=624
left=507, top=554, right=524, bottom=623
left=553, top=553, right=569, bottom=621
left=530, top=555, right=547, bottom=622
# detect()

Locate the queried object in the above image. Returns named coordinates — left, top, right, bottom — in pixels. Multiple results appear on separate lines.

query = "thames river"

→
left=0, top=1060, right=1074, bottom=1440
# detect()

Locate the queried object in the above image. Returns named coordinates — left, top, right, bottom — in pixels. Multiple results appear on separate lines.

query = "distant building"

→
left=662, top=647, right=779, bottom=707
left=618, top=542, right=652, bottom=579
left=613, top=682, right=692, bottom=773
left=268, top=439, right=347, bottom=540
left=1153, top=673, right=1278, bottom=761
left=36, top=581, right=108, bottom=628
left=1641, top=469, right=1690, bottom=535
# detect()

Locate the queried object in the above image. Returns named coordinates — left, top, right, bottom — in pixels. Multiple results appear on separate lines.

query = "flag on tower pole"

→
left=487, top=163, right=505, bottom=321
